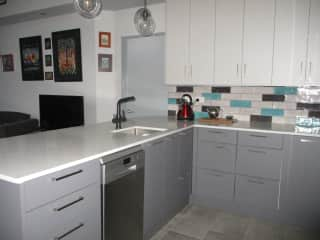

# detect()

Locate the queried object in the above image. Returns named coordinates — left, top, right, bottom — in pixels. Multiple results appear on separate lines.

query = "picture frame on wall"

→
left=45, top=54, right=52, bottom=67
left=19, top=36, right=44, bottom=81
left=98, top=54, right=112, bottom=72
left=45, top=72, right=54, bottom=80
left=52, top=28, right=83, bottom=82
left=45, top=38, right=52, bottom=50
left=99, top=32, right=111, bottom=48
left=1, top=54, right=14, bottom=72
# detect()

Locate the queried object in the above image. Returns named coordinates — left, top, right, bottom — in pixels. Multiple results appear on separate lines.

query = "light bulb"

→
left=134, top=8, right=156, bottom=36
left=74, top=0, right=102, bottom=19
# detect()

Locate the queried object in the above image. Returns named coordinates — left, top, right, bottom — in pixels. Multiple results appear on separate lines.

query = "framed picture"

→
left=45, top=54, right=52, bottom=67
left=98, top=54, right=112, bottom=72
left=19, top=36, right=44, bottom=81
left=0, top=0, right=7, bottom=5
left=99, top=32, right=111, bottom=48
left=45, top=38, right=51, bottom=50
left=52, top=29, right=83, bottom=82
left=1, top=54, right=14, bottom=72
left=45, top=72, right=54, bottom=80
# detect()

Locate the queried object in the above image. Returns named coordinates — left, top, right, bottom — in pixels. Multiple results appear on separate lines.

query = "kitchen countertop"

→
left=0, top=116, right=317, bottom=184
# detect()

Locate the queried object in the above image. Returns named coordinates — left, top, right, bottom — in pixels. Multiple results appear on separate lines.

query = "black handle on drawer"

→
left=249, top=134, right=267, bottom=138
left=52, top=170, right=83, bottom=182
left=248, top=149, right=267, bottom=154
left=54, top=196, right=84, bottom=212
left=54, top=223, right=84, bottom=240
left=248, top=179, right=265, bottom=185
left=208, top=130, right=225, bottom=134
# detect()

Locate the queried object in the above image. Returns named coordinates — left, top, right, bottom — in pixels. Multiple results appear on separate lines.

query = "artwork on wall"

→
left=98, top=54, right=112, bottom=72
left=52, top=29, right=83, bottom=82
left=45, top=54, right=52, bottom=67
left=45, top=72, right=54, bottom=80
left=45, top=38, right=52, bottom=50
left=19, top=36, right=44, bottom=81
left=99, top=32, right=111, bottom=48
left=1, top=54, right=14, bottom=72
left=0, top=0, right=7, bottom=5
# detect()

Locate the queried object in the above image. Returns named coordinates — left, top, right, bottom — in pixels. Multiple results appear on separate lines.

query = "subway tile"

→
left=212, top=87, right=231, bottom=93
left=285, top=110, right=308, bottom=118
left=168, top=92, right=181, bottom=98
left=250, top=115, right=272, bottom=123
left=202, top=93, right=222, bottom=100
left=167, top=86, right=177, bottom=93
left=285, top=95, right=298, bottom=102
left=211, top=100, right=230, bottom=107
left=176, top=86, right=194, bottom=93
left=231, top=87, right=255, bottom=94
left=253, top=87, right=274, bottom=94
left=272, top=102, right=297, bottom=110
left=222, top=93, right=242, bottom=100
left=262, top=94, right=285, bottom=102
left=241, top=94, right=262, bottom=101
left=194, top=111, right=209, bottom=119
left=297, top=103, right=320, bottom=110
left=201, top=105, right=221, bottom=112
left=251, top=101, right=273, bottom=108
left=309, top=111, right=320, bottom=119
left=233, top=114, right=250, bottom=121
left=222, top=107, right=241, bottom=115
left=194, top=86, right=212, bottom=94
left=240, top=108, right=260, bottom=115
left=168, top=98, right=177, bottom=105
left=168, top=104, right=179, bottom=111
left=261, top=108, right=285, bottom=117
left=274, top=87, right=298, bottom=95
left=168, top=110, right=177, bottom=117
left=230, top=100, right=252, bottom=108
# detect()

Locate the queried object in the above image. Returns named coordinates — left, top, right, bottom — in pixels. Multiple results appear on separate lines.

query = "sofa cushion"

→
left=0, top=111, right=30, bottom=123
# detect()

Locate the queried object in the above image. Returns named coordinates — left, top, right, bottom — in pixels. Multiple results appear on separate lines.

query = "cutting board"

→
left=198, top=118, right=235, bottom=125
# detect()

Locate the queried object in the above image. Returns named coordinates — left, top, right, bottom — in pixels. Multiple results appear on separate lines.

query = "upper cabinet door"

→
left=214, top=0, right=244, bottom=86
left=242, top=0, right=275, bottom=86
left=189, top=0, right=215, bottom=85
left=306, top=0, right=320, bottom=86
left=273, top=0, right=310, bottom=86
left=165, top=0, right=190, bottom=85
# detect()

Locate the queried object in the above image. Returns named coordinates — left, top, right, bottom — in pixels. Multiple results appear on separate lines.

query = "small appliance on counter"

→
left=177, top=94, right=195, bottom=121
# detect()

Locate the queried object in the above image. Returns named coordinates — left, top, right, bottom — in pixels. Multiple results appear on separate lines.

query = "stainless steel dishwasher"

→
left=101, top=146, right=145, bottom=240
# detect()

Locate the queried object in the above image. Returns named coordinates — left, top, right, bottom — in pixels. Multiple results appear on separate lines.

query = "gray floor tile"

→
left=204, top=231, right=242, bottom=240
left=161, top=231, right=200, bottom=240
left=243, top=219, right=283, bottom=240
left=283, top=226, right=320, bottom=240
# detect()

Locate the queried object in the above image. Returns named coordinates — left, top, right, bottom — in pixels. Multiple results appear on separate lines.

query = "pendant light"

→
left=74, top=0, right=103, bottom=19
left=134, top=0, right=156, bottom=36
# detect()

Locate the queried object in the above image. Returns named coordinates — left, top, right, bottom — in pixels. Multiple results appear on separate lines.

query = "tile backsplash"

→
left=168, top=86, right=320, bottom=124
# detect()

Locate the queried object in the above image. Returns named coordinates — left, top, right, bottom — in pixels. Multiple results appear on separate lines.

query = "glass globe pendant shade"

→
left=74, top=0, right=103, bottom=19
left=134, top=7, right=156, bottom=36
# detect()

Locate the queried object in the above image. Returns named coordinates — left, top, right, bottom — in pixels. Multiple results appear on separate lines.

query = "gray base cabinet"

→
left=143, top=129, right=193, bottom=240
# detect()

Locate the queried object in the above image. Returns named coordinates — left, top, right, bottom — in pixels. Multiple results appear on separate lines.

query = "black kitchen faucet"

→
left=112, top=96, right=136, bottom=129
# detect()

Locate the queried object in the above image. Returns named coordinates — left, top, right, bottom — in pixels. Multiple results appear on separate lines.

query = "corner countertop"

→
left=0, top=116, right=317, bottom=184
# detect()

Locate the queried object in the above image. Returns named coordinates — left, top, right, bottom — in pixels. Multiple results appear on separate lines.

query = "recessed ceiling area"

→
left=0, top=0, right=165, bottom=26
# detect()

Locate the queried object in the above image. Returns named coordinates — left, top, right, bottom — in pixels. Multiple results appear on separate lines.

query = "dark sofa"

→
left=0, top=112, right=39, bottom=138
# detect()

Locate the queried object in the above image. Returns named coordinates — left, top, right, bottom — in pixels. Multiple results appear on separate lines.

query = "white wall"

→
left=0, top=12, right=116, bottom=124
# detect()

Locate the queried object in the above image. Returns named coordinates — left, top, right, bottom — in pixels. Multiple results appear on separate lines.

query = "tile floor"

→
left=151, top=205, right=319, bottom=240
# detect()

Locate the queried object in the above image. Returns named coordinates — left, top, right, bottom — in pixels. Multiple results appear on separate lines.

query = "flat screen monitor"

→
left=39, top=95, right=84, bottom=131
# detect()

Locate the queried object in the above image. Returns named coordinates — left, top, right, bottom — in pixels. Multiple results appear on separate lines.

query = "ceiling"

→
left=0, top=0, right=165, bottom=26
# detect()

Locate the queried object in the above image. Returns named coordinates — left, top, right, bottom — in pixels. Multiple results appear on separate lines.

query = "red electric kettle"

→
left=177, top=94, right=195, bottom=121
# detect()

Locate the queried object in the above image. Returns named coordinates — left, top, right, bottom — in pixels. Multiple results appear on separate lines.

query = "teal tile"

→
left=202, top=93, right=222, bottom=100
left=274, top=87, right=298, bottom=95
left=168, top=98, right=177, bottom=105
left=194, top=112, right=209, bottom=120
left=261, top=108, right=284, bottom=117
left=230, top=100, right=252, bottom=108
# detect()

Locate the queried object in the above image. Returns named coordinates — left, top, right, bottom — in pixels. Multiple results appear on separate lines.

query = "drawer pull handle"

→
left=53, top=170, right=83, bottom=182
left=248, top=149, right=266, bottom=154
left=249, top=134, right=267, bottom=138
left=178, top=132, right=187, bottom=136
left=208, top=130, right=224, bottom=134
left=248, top=179, right=265, bottom=185
left=215, top=146, right=225, bottom=149
left=300, top=139, right=314, bottom=143
left=54, top=197, right=84, bottom=212
left=54, top=223, right=84, bottom=240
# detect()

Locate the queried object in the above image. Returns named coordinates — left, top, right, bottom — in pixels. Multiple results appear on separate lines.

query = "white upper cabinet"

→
left=306, top=0, right=320, bottom=85
left=273, top=0, right=310, bottom=86
left=214, top=0, right=244, bottom=86
left=166, top=0, right=190, bottom=85
left=165, top=0, right=215, bottom=85
left=242, top=0, right=275, bottom=86
left=189, top=0, right=215, bottom=85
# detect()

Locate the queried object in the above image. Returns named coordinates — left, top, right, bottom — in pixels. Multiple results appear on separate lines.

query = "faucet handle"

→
left=121, top=110, right=127, bottom=121
left=112, top=114, right=118, bottom=123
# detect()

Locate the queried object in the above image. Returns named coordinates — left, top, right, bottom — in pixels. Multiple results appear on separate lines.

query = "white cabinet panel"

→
left=214, top=0, right=244, bottom=85
left=242, top=0, right=275, bottom=85
left=189, top=0, right=215, bottom=85
left=307, top=0, right=320, bottom=85
left=273, top=0, right=310, bottom=86
left=166, top=0, right=190, bottom=85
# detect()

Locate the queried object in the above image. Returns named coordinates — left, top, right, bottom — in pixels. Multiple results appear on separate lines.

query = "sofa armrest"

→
left=3, top=119, right=39, bottom=138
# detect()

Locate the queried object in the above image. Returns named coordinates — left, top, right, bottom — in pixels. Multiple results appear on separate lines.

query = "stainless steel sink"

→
left=112, top=126, right=168, bottom=137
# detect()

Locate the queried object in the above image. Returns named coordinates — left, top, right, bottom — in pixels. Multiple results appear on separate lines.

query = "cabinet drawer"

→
left=198, top=128, right=237, bottom=144
left=198, top=141, right=236, bottom=172
left=238, top=131, right=283, bottom=149
left=24, top=184, right=100, bottom=240
left=197, top=169, right=235, bottom=201
left=235, top=175, right=279, bottom=210
left=24, top=160, right=100, bottom=211
left=237, top=147, right=282, bottom=180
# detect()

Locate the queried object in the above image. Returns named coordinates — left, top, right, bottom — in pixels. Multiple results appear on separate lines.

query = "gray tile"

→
left=161, top=231, right=200, bottom=240
left=204, top=231, right=242, bottom=240
left=243, top=219, right=283, bottom=240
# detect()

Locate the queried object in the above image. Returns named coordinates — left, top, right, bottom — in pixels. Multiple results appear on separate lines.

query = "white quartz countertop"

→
left=0, top=116, right=317, bottom=184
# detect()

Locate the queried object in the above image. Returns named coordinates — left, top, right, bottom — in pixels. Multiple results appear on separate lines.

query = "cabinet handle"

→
left=211, top=173, right=224, bottom=178
left=237, top=64, right=239, bottom=77
left=244, top=64, right=247, bottom=77
left=300, top=61, right=304, bottom=74
left=248, top=179, right=265, bottom=185
left=53, top=197, right=84, bottom=212
left=190, top=65, right=193, bottom=80
left=300, top=139, right=315, bottom=143
left=248, top=149, right=266, bottom=155
left=208, top=130, right=224, bottom=134
left=249, top=134, right=267, bottom=138
left=215, top=146, right=225, bottom=149
left=54, top=223, right=84, bottom=240
left=309, top=62, right=312, bottom=77
left=52, top=170, right=83, bottom=182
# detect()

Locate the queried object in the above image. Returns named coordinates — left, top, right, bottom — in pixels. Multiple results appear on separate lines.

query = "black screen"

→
left=39, top=95, right=84, bottom=131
